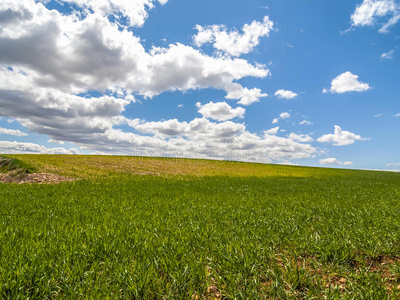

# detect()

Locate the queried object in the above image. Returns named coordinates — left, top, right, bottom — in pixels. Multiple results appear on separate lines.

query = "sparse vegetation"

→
left=0, top=156, right=38, bottom=183
left=0, top=156, right=37, bottom=174
left=0, top=155, right=399, bottom=299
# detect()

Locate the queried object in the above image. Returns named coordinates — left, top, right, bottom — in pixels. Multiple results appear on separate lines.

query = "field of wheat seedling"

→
left=0, top=155, right=400, bottom=299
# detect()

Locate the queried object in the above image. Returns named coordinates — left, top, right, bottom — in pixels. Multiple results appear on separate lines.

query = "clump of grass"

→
left=0, top=156, right=37, bottom=174
left=0, top=156, right=38, bottom=182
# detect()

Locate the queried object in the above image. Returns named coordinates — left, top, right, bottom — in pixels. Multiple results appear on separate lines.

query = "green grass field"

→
left=1, top=155, right=400, bottom=299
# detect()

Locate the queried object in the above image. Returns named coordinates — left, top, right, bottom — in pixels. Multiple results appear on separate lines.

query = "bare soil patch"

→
left=0, top=172, right=75, bottom=184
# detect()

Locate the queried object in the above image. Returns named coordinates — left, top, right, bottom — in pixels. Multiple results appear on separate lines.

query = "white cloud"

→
left=323, top=72, right=371, bottom=94
left=299, top=120, right=313, bottom=125
left=0, top=1, right=270, bottom=101
left=130, top=118, right=318, bottom=162
left=272, top=112, right=290, bottom=124
left=0, top=140, right=79, bottom=154
left=142, top=44, right=269, bottom=99
left=317, top=125, right=367, bottom=146
left=288, top=133, right=313, bottom=143
left=365, top=168, right=400, bottom=172
left=374, top=113, right=383, bottom=117
left=280, top=112, right=291, bottom=119
left=381, top=49, right=395, bottom=59
left=264, top=126, right=279, bottom=135
left=48, top=139, right=65, bottom=144
left=387, top=162, right=400, bottom=166
left=0, top=1, right=318, bottom=164
left=178, top=104, right=184, bottom=108
left=135, top=118, right=245, bottom=138
left=350, top=0, right=400, bottom=33
left=274, top=89, right=298, bottom=99
left=0, top=126, right=28, bottom=136
left=196, top=101, right=245, bottom=121
left=193, top=16, right=274, bottom=57
left=0, top=67, right=132, bottom=146
left=320, top=157, right=353, bottom=165
left=320, top=158, right=340, bottom=165
left=62, top=0, right=168, bottom=27
left=394, top=113, right=400, bottom=117
left=135, top=119, right=193, bottom=137
left=225, top=83, right=268, bottom=105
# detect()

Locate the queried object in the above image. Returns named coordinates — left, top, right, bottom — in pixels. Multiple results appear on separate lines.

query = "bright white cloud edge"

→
left=323, top=72, right=370, bottom=94
left=319, top=157, right=353, bottom=165
left=0, top=126, right=28, bottom=137
left=193, top=16, right=274, bottom=57
left=196, top=101, right=245, bottom=121
left=317, top=125, right=368, bottom=146
left=274, top=89, right=298, bottom=99
left=350, top=0, right=400, bottom=33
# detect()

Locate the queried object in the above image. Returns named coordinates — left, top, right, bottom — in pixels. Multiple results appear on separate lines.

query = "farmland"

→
left=0, top=155, right=400, bottom=299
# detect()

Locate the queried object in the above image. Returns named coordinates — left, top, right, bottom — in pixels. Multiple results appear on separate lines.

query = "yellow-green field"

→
left=5, top=154, right=381, bottom=179
left=1, top=155, right=400, bottom=299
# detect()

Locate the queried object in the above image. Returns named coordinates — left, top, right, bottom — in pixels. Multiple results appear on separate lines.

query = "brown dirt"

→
left=270, top=253, right=400, bottom=294
left=0, top=172, right=75, bottom=184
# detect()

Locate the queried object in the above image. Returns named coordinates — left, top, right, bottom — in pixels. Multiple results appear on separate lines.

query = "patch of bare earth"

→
left=0, top=172, right=75, bottom=184
left=191, top=266, right=222, bottom=300
left=265, top=253, right=400, bottom=296
left=351, top=255, right=400, bottom=293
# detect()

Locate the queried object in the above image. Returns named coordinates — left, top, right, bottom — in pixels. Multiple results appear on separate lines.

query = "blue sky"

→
left=0, top=0, right=399, bottom=170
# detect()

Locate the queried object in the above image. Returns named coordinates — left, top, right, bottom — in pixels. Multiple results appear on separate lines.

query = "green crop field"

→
left=0, top=155, right=400, bottom=299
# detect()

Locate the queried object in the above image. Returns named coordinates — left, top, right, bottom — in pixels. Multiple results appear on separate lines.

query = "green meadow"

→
left=0, top=155, right=400, bottom=299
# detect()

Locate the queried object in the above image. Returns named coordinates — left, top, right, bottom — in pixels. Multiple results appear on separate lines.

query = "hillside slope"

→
left=5, top=154, right=398, bottom=180
left=0, top=155, right=399, bottom=298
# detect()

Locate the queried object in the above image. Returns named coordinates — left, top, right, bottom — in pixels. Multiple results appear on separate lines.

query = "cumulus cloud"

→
left=264, top=126, right=279, bottom=135
left=394, top=113, right=400, bottom=117
left=387, top=162, right=400, bottom=166
left=0, top=1, right=269, bottom=100
left=319, top=157, right=353, bottom=165
left=299, top=120, right=313, bottom=125
left=196, top=101, right=245, bottom=121
left=0, top=126, right=28, bottom=136
left=317, top=125, right=367, bottom=146
left=0, top=140, right=79, bottom=154
left=130, top=118, right=317, bottom=162
left=48, top=139, right=65, bottom=144
left=142, top=44, right=269, bottom=99
left=135, top=118, right=245, bottom=138
left=374, top=113, right=383, bottom=117
left=280, top=112, right=291, bottom=119
left=320, top=157, right=339, bottom=165
left=193, top=16, right=274, bottom=57
left=381, top=49, right=395, bottom=59
left=274, top=89, right=298, bottom=99
left=62, top=0, right=168, bottom=27
left=129, top=118, right=317, bottom=162
left=288, top=133, right=313, bottom=143
left=0, top=67, right=133, bottom=145
left=323, top=72, right=370, bottom=94
left=225, top=83, right=268, bottom=105
left=0, top=1, right=318, bottom=164
left=350, top=0, right=400, bottom=33
left=272, top=112, right=291, bottom=124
